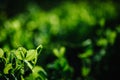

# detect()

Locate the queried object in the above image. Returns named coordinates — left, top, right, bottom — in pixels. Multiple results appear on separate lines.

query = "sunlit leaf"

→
left=33, top=66, right=47, bottom=76
left=4, top=63, right=12, bottom=74
left=25, top=50, right=37, bottom=61
left=53, top=48, right=59, bottom=58
left=0, top=48, right=4, bottom=57
left=60, top=47, right=65, bottom=57
left=25, top=66, right=47, bottom=80
left=97, top=38, right=108, bottom=47
left=15, top=50, right=24, bottom=60
left=15, top=47, right=27, bottom=60
left=36, top=45, right=43, bottom=55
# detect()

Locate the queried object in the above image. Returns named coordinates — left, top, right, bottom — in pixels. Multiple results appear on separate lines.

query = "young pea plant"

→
left=0, top=45, right=47, bottom=80
left=78, top=39, right=93, bottom=79
left=47, top=46, right=73, bottom=80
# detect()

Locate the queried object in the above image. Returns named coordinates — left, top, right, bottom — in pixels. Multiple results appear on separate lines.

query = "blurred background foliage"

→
left=0, top=0, right=120, bottom=80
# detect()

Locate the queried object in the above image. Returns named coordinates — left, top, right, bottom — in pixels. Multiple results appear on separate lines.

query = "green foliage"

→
left=0, top=1, right=120, bottom=80
left=0, top=45, right=47, bottom=80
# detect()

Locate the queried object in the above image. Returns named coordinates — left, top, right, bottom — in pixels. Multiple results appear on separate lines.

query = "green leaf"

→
left=60, top=47, right=65, bottom=57
left=9, top=51, right=15, bottom=62
left=97, top=38, right=108, bottom=47
left=0, top=48, right=4, bottom=57
left=25, top=66, right=47, bottom=80
left=82, top=67, right=90, bottom=77
left=15, top=47, right=27, bottom=60
left=36, top=45, right=43, bottom=55
left=53, top=48, right=59, bottom=58
left=82, top=39, right=92, bottom=46
left=25, top=50, right=37, bottom=61
left=4, top=63, right=12, bottom=74
left=15, top=50, right=24, bottom=60
left=53, top=47, right=65, bottom=58
left=32, top=66, right=47, bottom=79
left=33, top=66, right=46, bottom=76
left=106, top=30, right=117, bottom=45
left=79, top=49, right=93, bottom=58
